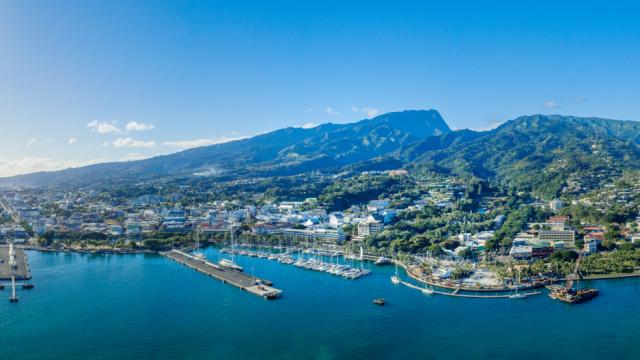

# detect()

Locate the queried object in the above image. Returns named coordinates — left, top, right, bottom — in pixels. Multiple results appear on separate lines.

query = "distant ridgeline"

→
left=2, top=110, right=640, bottom=198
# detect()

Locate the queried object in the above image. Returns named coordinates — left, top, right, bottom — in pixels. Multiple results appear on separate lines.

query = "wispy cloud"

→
left=300, top=122, right=318, bottom=129
left=87, top=120, right=121, bottom=134
left=544, top=100, right=560, bottom=109
left=26, top=137, right=37, bottom=147
left=0, top=157, right=105, bottom=177
left=87, top=120, right=154, bottom=134
left=324, top=107, right=338, bottom=116
left=351, top=107, right=379, bottom=118
left=112, top=137, right=157, bottom=148
left=68, top=138, right=77, bottom=145
left=125, top=121, right=154, bottom=132
left=163, top=135, right=246, bottom=150
left=119, top=153, right=149, bottom=161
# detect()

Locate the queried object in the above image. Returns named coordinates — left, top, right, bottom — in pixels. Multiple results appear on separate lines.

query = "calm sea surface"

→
left=1, top=248, right=639, bottom=360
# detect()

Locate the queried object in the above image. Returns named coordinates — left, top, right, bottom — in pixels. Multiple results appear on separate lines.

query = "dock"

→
left=161, top=249, right=282, bottom=299
left=0, top=244, right=31, bottom=281
left=401, top=281, right=540, bottom=299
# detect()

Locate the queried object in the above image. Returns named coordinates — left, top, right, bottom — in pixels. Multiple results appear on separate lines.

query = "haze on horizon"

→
left=1, top=0, right=639, bottom=177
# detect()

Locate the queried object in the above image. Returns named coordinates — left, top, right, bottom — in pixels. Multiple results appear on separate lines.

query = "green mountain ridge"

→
left=410, top=114, right=640, bottom=197
left=0, top=109, right=450, bottom=187
left=3, top=111, right=640, bottom=198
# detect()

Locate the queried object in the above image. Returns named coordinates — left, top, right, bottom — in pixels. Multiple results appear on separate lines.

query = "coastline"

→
left=21, top=244, right=158, bottom=255
left=397, top=259, right=640, bottom=292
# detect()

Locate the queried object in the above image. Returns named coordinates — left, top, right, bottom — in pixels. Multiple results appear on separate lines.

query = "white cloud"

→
left=0, top=157, right=105, bottom=177
left=351, top=106, right=379, bottom=118
left=470, top=119, right=505, bottom=131
left=112, top=137, right=157, bottom=148
left=163, top=135, right=246, bottom=150
left=324, top=107, right=338, bottom=116
left=87, top=120, right=121, bottom=134
left=68, top=138, right=77, bottom=145
left=544, top=100, right=560, bottom=109
left=301, top=122, right=318, bottom=129
left=119, top=153, right=149, bottom=161
left=26, top=137, right=37, bottom=147
left=125, top=121, right=155, bottom=132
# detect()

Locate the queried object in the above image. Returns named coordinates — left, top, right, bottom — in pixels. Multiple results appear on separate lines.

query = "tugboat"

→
left=373, top=298, right=385, bottom=306
left=547, top=251, right=598, bottom=304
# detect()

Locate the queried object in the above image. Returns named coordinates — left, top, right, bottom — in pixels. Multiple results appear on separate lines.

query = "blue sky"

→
left=1, top=0, right=639, bottom=176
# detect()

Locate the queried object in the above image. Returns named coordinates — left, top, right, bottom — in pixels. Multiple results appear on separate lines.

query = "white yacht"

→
left=218, top=258, right=243, bottom=272
left=390, top=263, right=401, bottom=284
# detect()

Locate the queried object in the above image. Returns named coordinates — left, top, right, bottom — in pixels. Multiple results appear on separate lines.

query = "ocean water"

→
left=1, top=248, right=639, bottom=360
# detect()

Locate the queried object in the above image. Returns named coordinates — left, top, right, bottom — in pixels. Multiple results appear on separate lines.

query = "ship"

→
left=218, top=258, right=244, bottom=272
left=390, top=263, right=401, bottom=285
left=375, top=257, right=392, bottom=265
left=546, top=250, right=598, bottom=304
left=547, top=285, right=599, bottom=304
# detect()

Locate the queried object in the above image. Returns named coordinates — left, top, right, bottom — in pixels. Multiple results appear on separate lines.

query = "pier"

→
left=0, top=244, right=34, bottom=302
left=161, top=249, right=282, bottom=299
left=0, top=244, right=31, bottom=280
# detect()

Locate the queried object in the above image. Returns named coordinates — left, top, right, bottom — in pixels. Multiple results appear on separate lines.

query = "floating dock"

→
left=0, top=244, right=31, bottom=281
left=161, top=249, right=282, bottom=299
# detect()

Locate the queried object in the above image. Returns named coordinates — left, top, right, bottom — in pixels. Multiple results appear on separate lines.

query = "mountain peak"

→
left=366, top=109, right=450, bottom=138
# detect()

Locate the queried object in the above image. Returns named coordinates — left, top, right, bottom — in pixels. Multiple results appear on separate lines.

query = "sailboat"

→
left=509, top=286, right=526, bottom=299
left=391, top=262, right=401, bottom=285
left=193, top=235, right=206, bottom=262
left=218, top=226, right=243, bottom=272
left=509, top=270, right=526, bottom=299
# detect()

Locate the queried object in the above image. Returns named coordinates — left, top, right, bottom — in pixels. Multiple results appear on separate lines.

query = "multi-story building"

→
left=537, top=229, right=575, bottom=246
left=281, top=227, right=346, bottom=244
left=357, top=220, right=384, bottom=237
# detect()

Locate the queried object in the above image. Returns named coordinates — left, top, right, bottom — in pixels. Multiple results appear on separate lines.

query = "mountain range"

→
left=3, top=109, right=640, bottom=197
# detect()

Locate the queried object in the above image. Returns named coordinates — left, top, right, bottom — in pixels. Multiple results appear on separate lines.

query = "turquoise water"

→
left=1, top=248, right=640, bottom=360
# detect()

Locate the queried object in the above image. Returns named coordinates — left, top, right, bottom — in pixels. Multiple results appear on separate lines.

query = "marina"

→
left=161, top=249, right=282, bottom=299
left=221, top=246, right=372, bottom=280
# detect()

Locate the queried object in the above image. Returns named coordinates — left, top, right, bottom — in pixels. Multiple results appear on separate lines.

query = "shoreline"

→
left=17, top=244, right=640, bottom=288
left=398, top=259, right=640, bottom=292
left=21, top=245, right=158, bottom=255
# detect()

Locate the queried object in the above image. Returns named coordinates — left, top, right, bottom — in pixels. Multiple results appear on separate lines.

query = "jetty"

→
left=0, top=244, right=31, bottom=280
left=161, top=249, right=282, bottom=299
left=401, top=280, right=540, bottom=299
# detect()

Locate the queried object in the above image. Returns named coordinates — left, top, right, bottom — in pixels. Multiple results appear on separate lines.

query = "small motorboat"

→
left=373, top=298, right=385, bottom=306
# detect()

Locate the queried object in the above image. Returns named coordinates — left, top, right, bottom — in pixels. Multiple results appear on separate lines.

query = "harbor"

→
left=161, top=249, right=282, bottom=299
left=221, top=245, right=372, bottom=280
left=2, top=247, right=634, bottom=360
